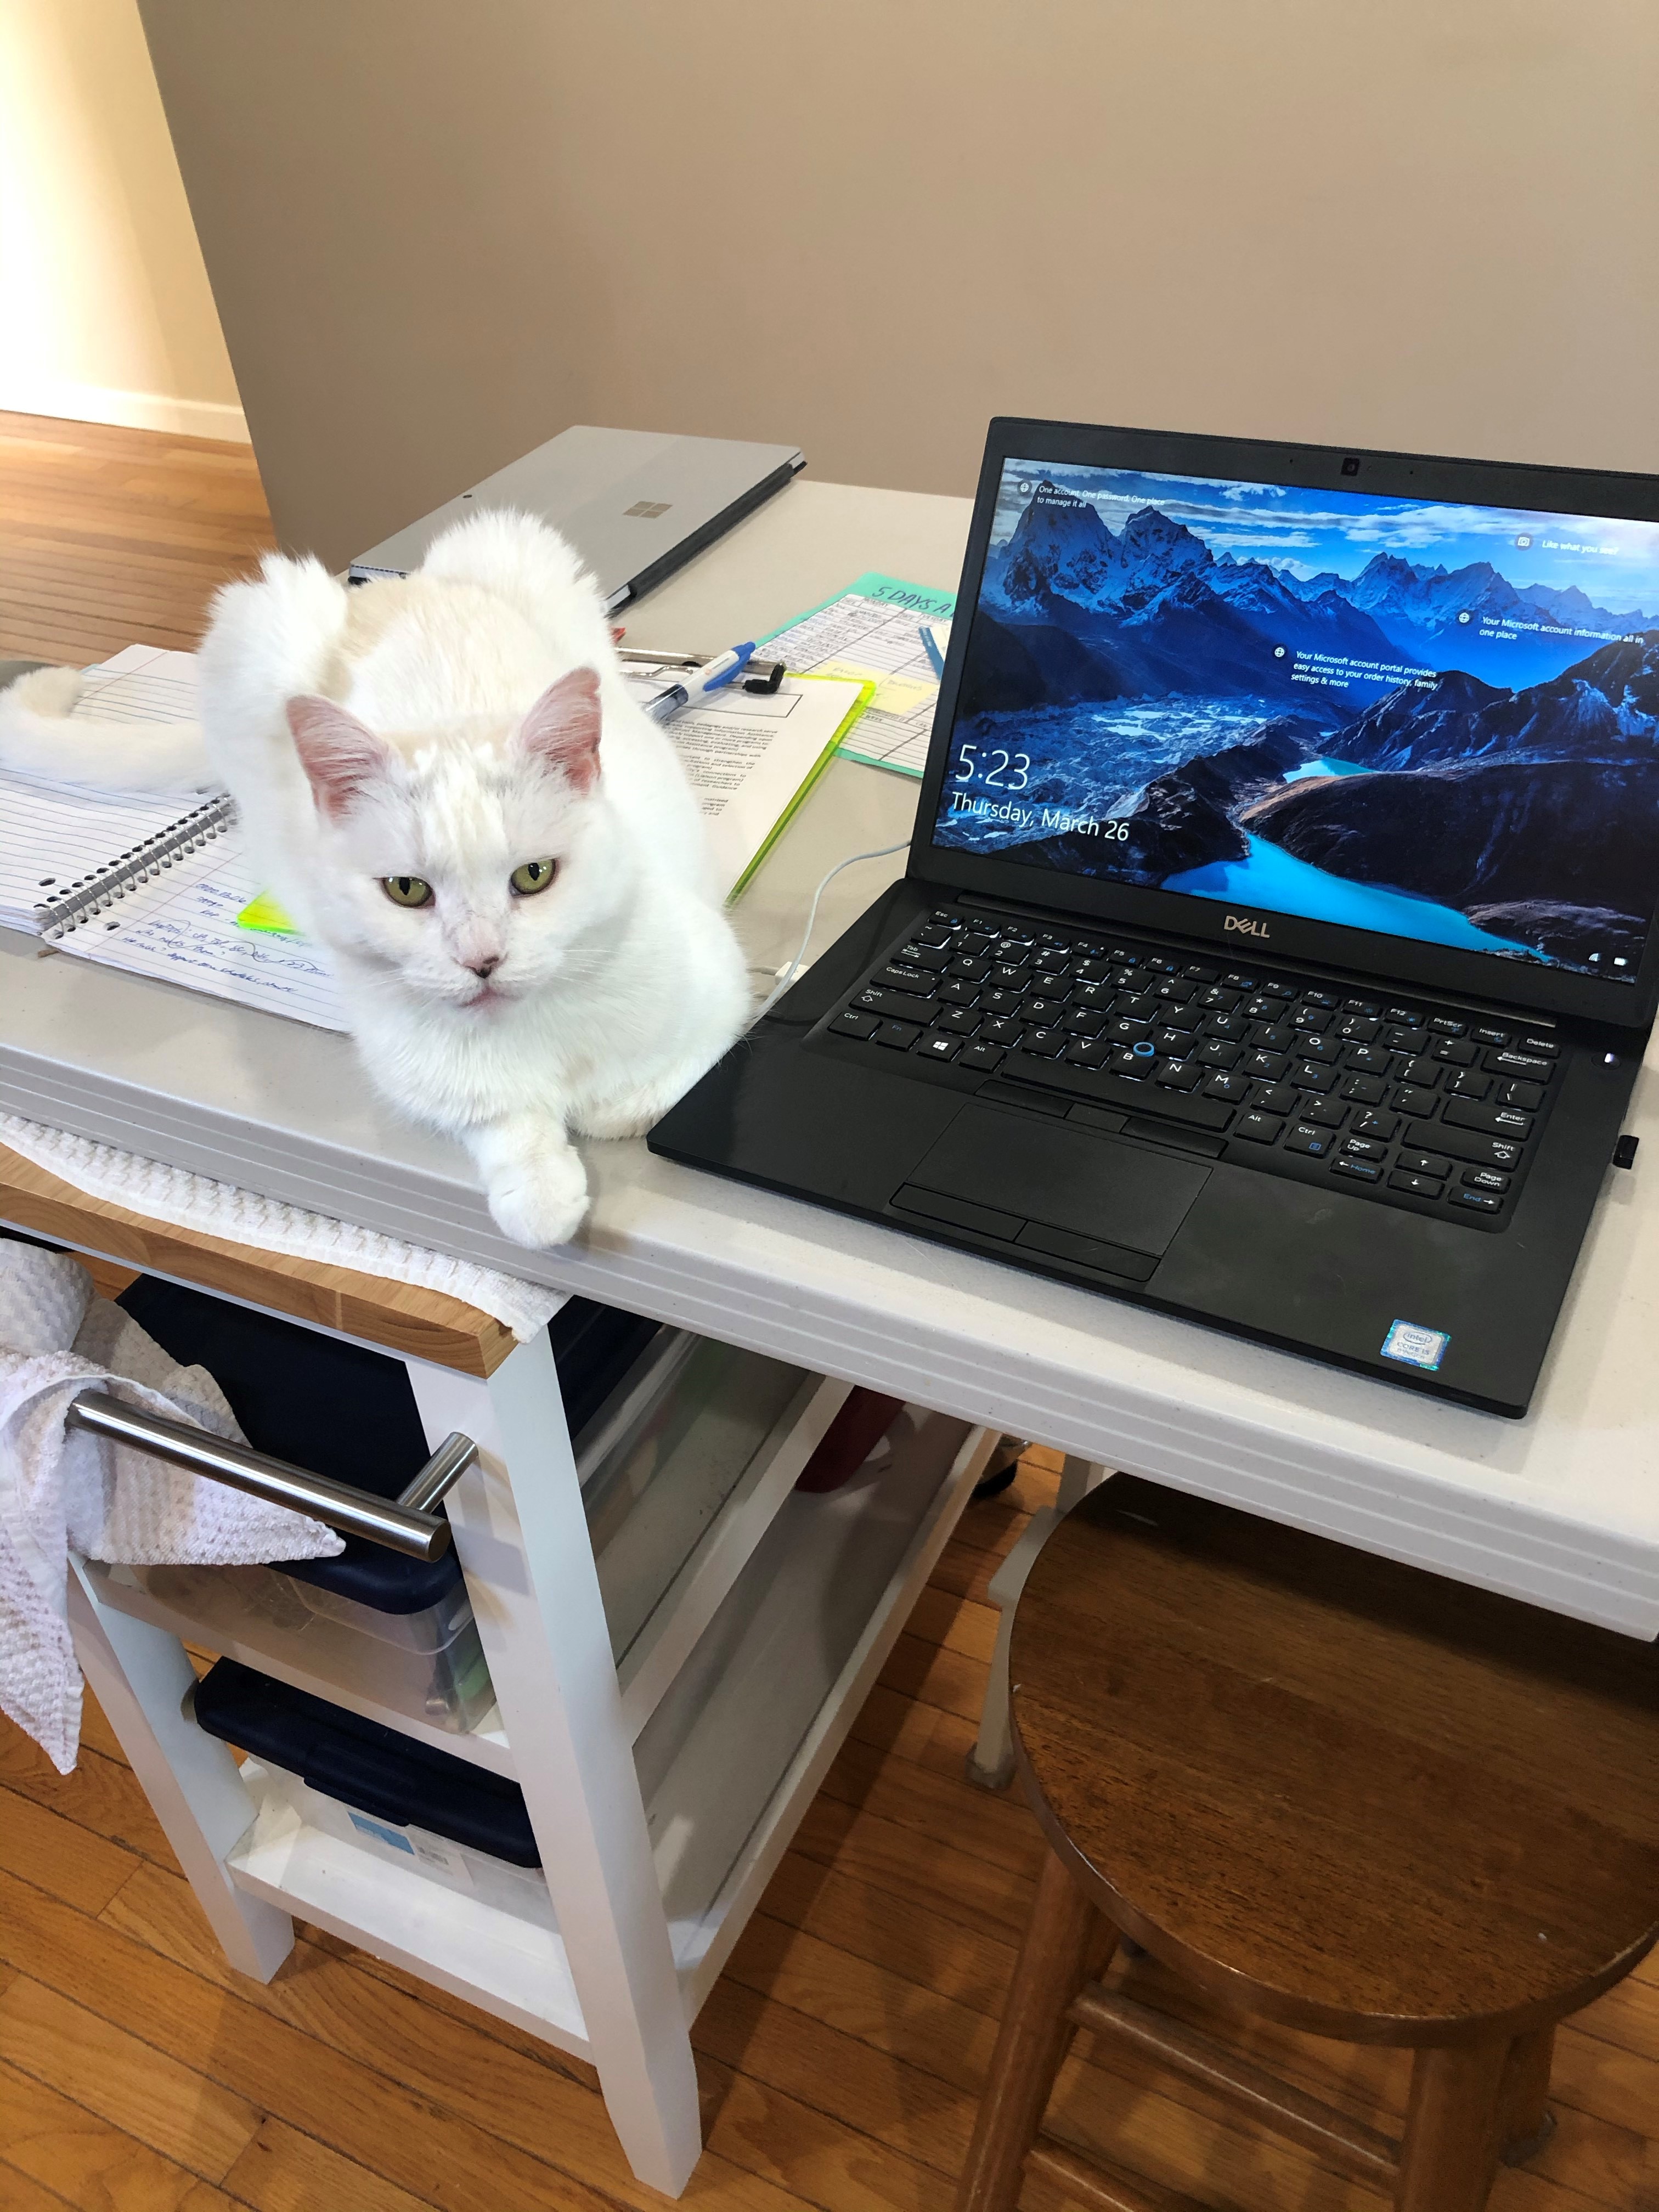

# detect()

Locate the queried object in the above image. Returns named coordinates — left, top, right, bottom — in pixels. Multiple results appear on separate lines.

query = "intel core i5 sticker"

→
left=1381, top=1319, right=1449, bottom=1372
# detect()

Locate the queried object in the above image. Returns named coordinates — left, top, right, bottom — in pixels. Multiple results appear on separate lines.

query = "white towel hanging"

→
left=0, top=1237, right=340, bottom=1772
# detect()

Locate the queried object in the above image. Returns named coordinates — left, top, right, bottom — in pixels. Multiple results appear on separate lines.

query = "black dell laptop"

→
left=650, top=420, right=1659, bottom=1415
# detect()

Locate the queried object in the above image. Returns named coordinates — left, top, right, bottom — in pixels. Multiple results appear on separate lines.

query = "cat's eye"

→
left=510, top=857, right=558, bottom=896
left=382, top=874, right=433, bottom=907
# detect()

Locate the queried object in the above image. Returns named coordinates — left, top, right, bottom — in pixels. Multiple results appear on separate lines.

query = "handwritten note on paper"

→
left=759, top=573, right=956, bottom=780
left=59, top=839, right=349, bottom=1032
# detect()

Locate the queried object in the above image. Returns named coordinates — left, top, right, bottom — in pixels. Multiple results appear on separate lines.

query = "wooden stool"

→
left=957, top=1477, right=1659, bottom=2212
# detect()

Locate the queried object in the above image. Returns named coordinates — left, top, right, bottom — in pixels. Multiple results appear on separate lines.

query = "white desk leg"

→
left=408, top=1338, right=702, bottom=2198
left=66, top=1556, right=294, bottom=1980
left=967, top=1455, right=1107, bottom=1791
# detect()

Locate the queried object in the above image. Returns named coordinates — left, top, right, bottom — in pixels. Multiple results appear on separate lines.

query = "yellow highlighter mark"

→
left=236, top=890, right=299, bottom=936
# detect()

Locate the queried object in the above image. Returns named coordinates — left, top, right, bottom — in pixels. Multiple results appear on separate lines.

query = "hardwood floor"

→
left=2, top=1454, right=1657, bottom=2212
left=0, top=411, right=274, bottom=663
left=2, top=417, right=1656, bottom=2212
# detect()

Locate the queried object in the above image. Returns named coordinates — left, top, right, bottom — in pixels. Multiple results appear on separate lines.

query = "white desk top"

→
left=5, top=478, right=1658, bottom=1633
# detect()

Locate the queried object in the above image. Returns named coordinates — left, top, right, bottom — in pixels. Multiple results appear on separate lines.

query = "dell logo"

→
left=1224, top=913, right=1270, bottom=939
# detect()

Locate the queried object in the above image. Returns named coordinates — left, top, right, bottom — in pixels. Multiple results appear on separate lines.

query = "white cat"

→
left=0, top=512, right=751, bottom=1246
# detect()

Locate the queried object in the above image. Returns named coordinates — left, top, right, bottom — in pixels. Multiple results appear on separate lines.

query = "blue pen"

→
left=644, top=642, right=757, bottom=723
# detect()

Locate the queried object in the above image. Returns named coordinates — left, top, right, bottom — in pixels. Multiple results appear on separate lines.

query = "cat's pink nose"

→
left=467, top=956, right=501, bottom=979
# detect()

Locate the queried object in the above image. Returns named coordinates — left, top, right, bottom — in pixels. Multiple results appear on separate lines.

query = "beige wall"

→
left=0, top=0, right=245, bottom=440
left=138, top=1, right=1658, bottom=569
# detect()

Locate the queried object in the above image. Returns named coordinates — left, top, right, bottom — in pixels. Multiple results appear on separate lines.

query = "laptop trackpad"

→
left=899, top=1105, right=1209, bottom=1274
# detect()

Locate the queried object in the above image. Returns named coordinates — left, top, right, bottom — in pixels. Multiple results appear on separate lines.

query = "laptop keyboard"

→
left=819, top=906, right=1561, bottom=1228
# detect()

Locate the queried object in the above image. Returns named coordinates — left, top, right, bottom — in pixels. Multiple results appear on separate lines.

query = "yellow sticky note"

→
left=236, top=890, right=299, bottom=936
left=813, top=658, right=938, bottom=719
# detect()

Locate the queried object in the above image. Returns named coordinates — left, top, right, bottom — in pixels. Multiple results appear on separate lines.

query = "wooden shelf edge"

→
left=0, top=1137, right=522, bottom=1376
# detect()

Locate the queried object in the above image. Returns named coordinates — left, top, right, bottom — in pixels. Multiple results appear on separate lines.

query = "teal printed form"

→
left=760, top=571, right=958, bottom=634
left=760, top=572, right=958, bottom=778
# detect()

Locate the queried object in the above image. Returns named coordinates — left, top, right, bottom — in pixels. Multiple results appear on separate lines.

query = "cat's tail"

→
left=0, top=665, right=213, bottom=791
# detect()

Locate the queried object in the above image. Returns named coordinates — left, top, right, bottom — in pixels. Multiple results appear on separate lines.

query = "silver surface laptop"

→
left=348, top=424, right=805, bottom=611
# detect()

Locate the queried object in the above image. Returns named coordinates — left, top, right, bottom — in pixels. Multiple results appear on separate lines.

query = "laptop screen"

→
left=930, top=457, right=1659, bottom=984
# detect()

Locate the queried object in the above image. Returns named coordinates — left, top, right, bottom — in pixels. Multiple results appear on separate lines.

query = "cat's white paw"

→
left=484, top=1146, right=590, bottom=1248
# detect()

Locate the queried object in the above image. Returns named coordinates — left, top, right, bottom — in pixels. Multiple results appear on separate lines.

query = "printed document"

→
left=626, top=668, right=870, bottom=896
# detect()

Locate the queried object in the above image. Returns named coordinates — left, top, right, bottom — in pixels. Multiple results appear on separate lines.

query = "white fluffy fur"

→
left=0, top=514, right=751, bottom=1246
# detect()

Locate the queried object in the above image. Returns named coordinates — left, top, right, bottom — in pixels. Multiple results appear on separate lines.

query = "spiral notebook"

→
left=2, top=646, right=348, bottom=1031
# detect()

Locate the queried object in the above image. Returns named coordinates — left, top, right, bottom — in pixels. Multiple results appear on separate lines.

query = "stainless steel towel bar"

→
left=65, top=1391, right=477, bottom=1561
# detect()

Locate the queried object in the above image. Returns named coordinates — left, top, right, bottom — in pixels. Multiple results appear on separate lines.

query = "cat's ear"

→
left=517, top=669, right=601, bottom=794
left=285, top=696, right=389, bottom=817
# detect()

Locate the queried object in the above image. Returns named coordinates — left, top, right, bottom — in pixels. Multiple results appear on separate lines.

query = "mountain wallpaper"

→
left=934, top=462, right=1659, bottom=976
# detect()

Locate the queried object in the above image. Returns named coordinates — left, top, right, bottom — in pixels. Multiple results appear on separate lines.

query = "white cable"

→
left=757, top=841, right=910, bottom=1020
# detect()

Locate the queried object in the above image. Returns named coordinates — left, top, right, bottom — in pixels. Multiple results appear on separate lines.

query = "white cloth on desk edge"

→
left=0, top=1113, right=563, bottom=1340
left=0, top=1237, right=342, bottom=1774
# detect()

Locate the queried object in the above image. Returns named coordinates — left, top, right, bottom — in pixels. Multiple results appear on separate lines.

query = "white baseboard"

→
left=0, top=376, right=250, bottom=444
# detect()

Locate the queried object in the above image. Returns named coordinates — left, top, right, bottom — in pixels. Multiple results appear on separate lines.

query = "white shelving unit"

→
left=227, top=1764, right=587, bottom=2045
left=66, top=1278, right=992, bottom=2197
left=88, top=1339, right=855, bottom=1778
